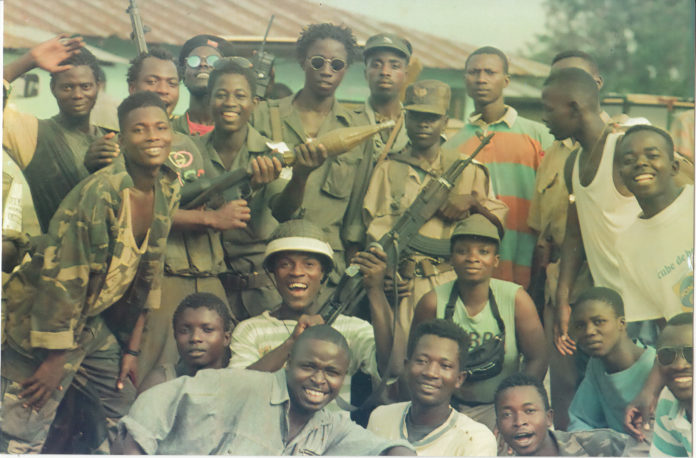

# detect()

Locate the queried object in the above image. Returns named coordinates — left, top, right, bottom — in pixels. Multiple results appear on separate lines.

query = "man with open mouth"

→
left=228, top=219, right=399, bottom=412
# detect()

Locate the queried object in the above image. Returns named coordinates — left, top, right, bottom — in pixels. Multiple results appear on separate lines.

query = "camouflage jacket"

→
left=2, top=160, right=180, bottom=354
left=549, top=429, right=643, bottom=456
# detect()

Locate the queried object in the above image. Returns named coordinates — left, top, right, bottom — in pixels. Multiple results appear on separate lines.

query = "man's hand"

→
left=553, top=301, right=576, bottom=355
left=19, top=351, right=66, bottom=410
left=384, top=275, right=412, bottom=300
left=292, top=141, right=328, bottom=179
left=624, top=391, right=657, bottom=441
left=290, top=314, right=325, bottom=339
left=208, top=199, right=251, bottom=231
left=117, top=353, right=138, bottom=391
left=438, top=191, right=480, bottom=221
left=30, top=34, right=84, bottom=73
left=352, top=246, right=387, bottom=291
left=84, top=132, right=120, bottom=172
left=250, top=155, right=283, bottom=190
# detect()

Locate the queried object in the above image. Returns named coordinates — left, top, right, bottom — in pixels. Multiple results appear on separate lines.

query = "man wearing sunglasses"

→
left=172, top=34, right=234, bottom=137
left=650, top=313, right=693, bottom=457
left=252, top=23, right=365, bottom=302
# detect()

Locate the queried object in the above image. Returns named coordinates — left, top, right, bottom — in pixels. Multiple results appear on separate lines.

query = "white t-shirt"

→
left=572, top=132, right=642, bottom=293
left=616, top=185, right=694, bottom=321
left=367, top=401, right=497, bottom=456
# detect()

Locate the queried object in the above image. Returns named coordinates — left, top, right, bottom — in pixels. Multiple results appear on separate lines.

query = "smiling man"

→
left=494, top=373, right=640, bottom=456
left=117, top=325, right=414, bottom=455
left=367, top=319, right=496, bottom=456
left=228, top=219, right=398, bottom=411
left=1, top=92, right=180, bottom=453
left=171, top=34, right=234, bottom=136
left=3, top=36, right=114, bottom=233
left=651, top=313, right=693, bottom=457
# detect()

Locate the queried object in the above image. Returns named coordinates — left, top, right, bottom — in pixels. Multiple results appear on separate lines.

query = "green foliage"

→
left=527, top=0, right=694, bottom=98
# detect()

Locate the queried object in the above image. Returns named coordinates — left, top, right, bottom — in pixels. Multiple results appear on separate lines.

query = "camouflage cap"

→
left=404, top=80, right=451, bottom=116
left=451, top=214, right=501, bottom=243
left=364, top=33, right=412, bottom=61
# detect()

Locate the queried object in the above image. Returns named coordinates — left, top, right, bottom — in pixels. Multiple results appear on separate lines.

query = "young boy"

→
left=1, top=91, right=179, bottom=453
left=650, top=312, right=693, bottom=457
left=228, top=219, right=397, bottom=410
left=137, top=293, right=234, bottom=393
left=495, top=373, right=642, bottom=456
left=567, top=287, right=656, bottom=432
left=411, top=214, right=547, bottom=431
left=367, top=319, right=496, bottom=456
left=117, top=325, right=415, bottom=455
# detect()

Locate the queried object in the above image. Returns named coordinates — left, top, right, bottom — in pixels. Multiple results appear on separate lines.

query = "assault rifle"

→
left=252, top=15, right=276, bottom=99
left=127, top=0, right=149, bottom=54
left=317, top=133, right=495, bottom=325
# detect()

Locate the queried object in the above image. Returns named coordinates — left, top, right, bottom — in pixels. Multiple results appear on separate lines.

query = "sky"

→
left=305, top=0, right=547, bottom=55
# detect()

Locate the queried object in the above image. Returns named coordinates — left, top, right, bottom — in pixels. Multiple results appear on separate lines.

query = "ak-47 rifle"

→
left=127, top=0, right=149, bottom=54
left=252, top=15, right=276, bottom=99
left=317, top=133, right=495, bottom=325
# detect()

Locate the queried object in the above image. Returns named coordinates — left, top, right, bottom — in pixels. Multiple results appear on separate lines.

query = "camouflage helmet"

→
left=263, top=220, right=335, bottom=272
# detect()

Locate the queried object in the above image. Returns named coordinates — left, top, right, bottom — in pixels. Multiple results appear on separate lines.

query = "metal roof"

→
left=4, top=0, right=550, bottom=76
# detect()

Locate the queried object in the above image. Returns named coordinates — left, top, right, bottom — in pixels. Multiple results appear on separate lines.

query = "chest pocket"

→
left=320, top=153, right=360, bottom=199
left=378, top=160, right=415, bottom=216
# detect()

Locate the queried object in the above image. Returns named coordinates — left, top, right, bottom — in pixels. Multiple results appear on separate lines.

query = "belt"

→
left=219, top=271, right=274, bottom=291
left=399, top=257, right=453, bottom=279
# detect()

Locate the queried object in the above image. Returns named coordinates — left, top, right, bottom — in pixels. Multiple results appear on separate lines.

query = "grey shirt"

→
left=119, top=368, right=411, bottom=455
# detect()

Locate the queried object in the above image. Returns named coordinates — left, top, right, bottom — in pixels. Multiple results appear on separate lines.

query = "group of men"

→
left=1, top=20, right=693, bottom=457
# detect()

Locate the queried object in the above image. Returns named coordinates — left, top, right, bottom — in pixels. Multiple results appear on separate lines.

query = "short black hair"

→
left=494, top=372, right=550, bottom=414
left=544, top=66, right=600, bottom=111
left=665, top=312, right=694, bottom=328
left=619, top=124, right=675, bottom=161
left=127, top=47, right=182, bottom=84
left=573, top=286, right=624, bottom=317
left=50, top=47, right=101, bottom=86
left=117, top=91, right=168, bottom=130
left=289, top=324, right=351, bottom=362
left=407, top=319, right=471, bottom=369
left=465, top=46, right=509, bottom=74
left=172, top=292, right=234, bottom=332
left=208, top=59, right=258, bottom=99
left=551, top=50, right=600, bottom=76
left=296, top=23, right=358, bottom=66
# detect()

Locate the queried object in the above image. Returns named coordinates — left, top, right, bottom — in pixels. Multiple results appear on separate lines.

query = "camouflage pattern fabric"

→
left=2, top=159, right=179, bottom=354
left=550, top=428, right=648, bottom=456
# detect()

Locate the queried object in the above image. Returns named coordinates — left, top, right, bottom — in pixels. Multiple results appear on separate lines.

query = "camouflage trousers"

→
left=0, top=314, right=136, bottom=454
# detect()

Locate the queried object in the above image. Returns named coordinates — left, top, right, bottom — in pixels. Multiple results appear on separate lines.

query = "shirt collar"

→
left=468, top=105, right=518, bottom=128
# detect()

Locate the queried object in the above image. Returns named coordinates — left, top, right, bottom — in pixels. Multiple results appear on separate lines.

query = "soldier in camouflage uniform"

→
left=0, top=92, right=180, bottom=453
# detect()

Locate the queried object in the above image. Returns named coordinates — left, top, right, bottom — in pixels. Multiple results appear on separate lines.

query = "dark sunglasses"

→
left=308, top=56, right=346, bottom=72
left=657, top=346, right=693, bottom=365
left=186, top=55, right=220, bottom=68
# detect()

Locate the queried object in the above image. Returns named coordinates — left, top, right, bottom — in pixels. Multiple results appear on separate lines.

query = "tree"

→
left=527, top=0, right=694, bottom=98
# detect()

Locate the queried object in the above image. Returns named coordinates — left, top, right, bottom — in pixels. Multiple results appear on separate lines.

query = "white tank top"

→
left=572, top=132, right=640, bottom=292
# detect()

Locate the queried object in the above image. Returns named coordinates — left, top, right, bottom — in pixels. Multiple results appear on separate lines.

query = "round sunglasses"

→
left=186, top=55, right=220, bottom=68
left=656, top=346, right=693, bottom=365
left=308, top=56, right=346, bottom=72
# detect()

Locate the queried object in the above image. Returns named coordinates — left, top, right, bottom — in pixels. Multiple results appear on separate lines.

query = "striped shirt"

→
left=228, top=311, right=379, bottom=412
left=443, top=106, right=553, bottom=288
left=651, top=387, right=693, bottom=456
